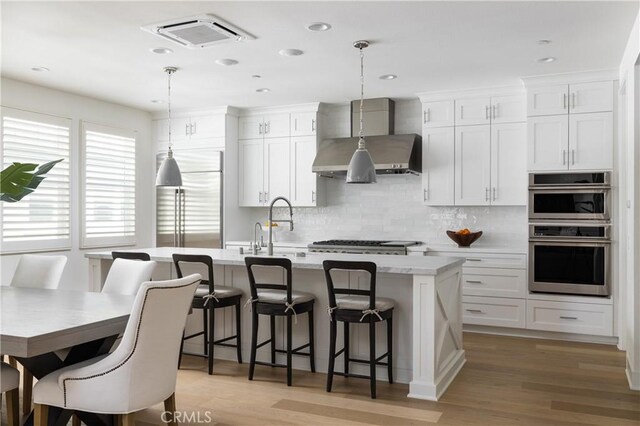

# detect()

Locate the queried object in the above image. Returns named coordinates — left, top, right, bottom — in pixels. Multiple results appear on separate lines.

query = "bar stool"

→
left=244, top=257, right=315, bottom=386
left=323, top=260, right=394, bottom=399
left=112, top=251, right=151, bottom=261
left=173, top=254, right=243, bottom=374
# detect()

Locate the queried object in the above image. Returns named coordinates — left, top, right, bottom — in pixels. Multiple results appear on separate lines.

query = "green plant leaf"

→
left=0, top=159, right=63, bottom=203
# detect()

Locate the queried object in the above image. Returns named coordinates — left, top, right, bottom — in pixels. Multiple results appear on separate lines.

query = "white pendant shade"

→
left=156, top=150, right=182, bottom=186
left=346, top=146, right=377, bottom=183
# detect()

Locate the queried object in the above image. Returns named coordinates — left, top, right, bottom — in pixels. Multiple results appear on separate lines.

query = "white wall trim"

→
left=521, top=69, right=618, bottom=87
left=151, top=105, right=240, bottom=120
left=627, top=358, right=640, bottom=390
left=464, top=324, right=619, bottom=345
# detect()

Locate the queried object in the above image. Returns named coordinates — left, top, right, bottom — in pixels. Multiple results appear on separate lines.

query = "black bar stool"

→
left=323, top=260, right=394, bottom=399
left=173, top=254, right=243, bottom=375
left=244, top=257, right=315, bottom=386
left=112, top=251, right=151, bottom=261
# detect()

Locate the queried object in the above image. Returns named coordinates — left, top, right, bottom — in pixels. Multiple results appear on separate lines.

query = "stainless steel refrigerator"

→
left=156, top=149, right=223, bottom=248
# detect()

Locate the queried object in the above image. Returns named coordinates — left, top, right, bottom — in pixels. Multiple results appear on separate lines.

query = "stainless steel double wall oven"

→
left=528, top=172, right=611, bottom=296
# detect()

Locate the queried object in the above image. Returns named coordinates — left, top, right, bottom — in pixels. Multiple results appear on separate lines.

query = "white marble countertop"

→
left=86, top=247, right=464, bottom=276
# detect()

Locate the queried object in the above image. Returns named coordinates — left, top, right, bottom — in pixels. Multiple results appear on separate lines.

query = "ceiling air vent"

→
left=141, top=14, right=255, bottom=49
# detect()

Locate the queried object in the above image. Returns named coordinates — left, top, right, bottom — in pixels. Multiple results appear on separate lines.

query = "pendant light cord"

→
left=167, top=69, right=173, bottom=154
left=358, top=46, right=365, bottom=150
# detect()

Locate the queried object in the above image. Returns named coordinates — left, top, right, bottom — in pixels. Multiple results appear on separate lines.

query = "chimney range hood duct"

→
left=313, top=98, right=421, bottom=177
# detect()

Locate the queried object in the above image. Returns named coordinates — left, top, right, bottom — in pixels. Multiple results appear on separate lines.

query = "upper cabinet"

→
left=153, top=113, right=226, bottom=149
left=525, top=78, right=614, bottom=171
left=290, top=112, right=317, bottom=136
left=239, top=113, right=290, bottom=139
left=422, top=127, right=455, bottom=205
left=491, top=95, right=527, bottom=124
left=422, top=100, right=455, bottom=128
left=455, top=97, right=492, bottom=126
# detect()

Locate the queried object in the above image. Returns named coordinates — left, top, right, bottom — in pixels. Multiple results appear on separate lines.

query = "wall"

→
left=0, top=78, right=154, bottom=290
left=244, top=99, right=527, bottom=247
left=618, top=12, right=640, bottom=390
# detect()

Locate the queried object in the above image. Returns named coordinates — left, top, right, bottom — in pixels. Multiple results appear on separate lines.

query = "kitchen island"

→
left=85, top=247, right=465, bottom=401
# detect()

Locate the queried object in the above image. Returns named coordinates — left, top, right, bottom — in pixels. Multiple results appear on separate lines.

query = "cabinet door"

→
left=491, top=94, right=526, bottom=124
left=422, top=127, right=455, bottom=205
left=491, top=123, right=526, bottom=205
left=568, top=112, right=613, bottom=170
left=263, top=137, right=291, bottom=202
left=239, top=116, right=264, bottom=139
left=152, top=119, right=170, bottom=142
left=455, top=125, right=491, bottom=206
left=238, top=139, right=264, bottom=206
left=527, top=85, right=569, bottom=116
left=290, top=112, right=317, bottom=136
left=569, top=81, right=613, bottom=114
left=455, top=97, right=491, bottom=126
left=189, top=115, right=225, bottom=140
left=168, top=117, right=192, bottom=144
left=527, top=115, right=569, bottom=171
left=422, top=100, right=455, bottom=128
left=263, top=113, right=290, bottom=138
left=291, top=136, right=317, bottom=206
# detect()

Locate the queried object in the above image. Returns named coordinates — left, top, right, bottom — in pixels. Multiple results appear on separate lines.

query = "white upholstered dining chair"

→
left=101, top=258, right=157, bottom=295
left=32, top=274, right=202, bottom=426
left=8, top=253, right=67, bottom=415
left=1, top=362, right=20, bottom=426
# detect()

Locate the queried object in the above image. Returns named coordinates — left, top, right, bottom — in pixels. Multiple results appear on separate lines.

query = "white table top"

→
left=86, top=247, right=465, bottom=276
left=0, top=287, right=134, bottom=358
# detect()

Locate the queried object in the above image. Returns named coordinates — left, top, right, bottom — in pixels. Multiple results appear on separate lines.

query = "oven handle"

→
left=529, top=238, right=610, bottom=245
left=529, top=187, right=610, bottom=193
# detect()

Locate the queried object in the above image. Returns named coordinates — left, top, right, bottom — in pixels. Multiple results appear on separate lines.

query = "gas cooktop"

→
left=307, top=240, right=421, bottom=255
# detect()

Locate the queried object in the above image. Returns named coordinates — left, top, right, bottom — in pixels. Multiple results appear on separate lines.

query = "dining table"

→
left=0, top=286, right=135, bottom=426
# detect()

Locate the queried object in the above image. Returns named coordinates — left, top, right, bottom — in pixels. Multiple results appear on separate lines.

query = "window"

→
left=1, top=108, right=71, bottom=253
left=81, top=122, right=136, bottom=248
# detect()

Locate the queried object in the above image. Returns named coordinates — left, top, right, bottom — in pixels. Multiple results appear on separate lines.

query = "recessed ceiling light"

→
left=31, top=66, right=50, bottom=72
left=150, top=47, right=174, bottom=54
left=256, top=88, right=271, bottom=93
left=151, top=99, right=164, bottom=104
left=307, top=22, right=332, bottom=32
left=279, top=49, right=303, bottom=57
left=215, top=58, right=239, bottom=66
left=251, top=74, right=262, bottom=79
left=536, top=40, right=552, bottom=45
left=537, top=57, right=556, bottom=63
left=379, top=74, right=397, bottom=80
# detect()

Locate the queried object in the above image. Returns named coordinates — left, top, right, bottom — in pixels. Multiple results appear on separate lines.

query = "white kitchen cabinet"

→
left=491, top=123, right=527, bottom=205
left=239, top=113, right=290, bottom=139
left=422, top=127, right=455, bottom=205
left=569, top=81, right=613, bottom=114
left=527, top=84, right=569, bottom=116
left=422, top=100, right=455, bottom=128
left=238, top=139, right=265, bottom=207
left=568, top=112, right=613, bottom=170
left=290, top=112, right=317, bottom=136
left=153, top=114, right=224, bottom=146
left=455, top=125, right=491, bottom=206
left=526, top=300, right=613, bottom=336
left=463, top=267, right=527, bottom=299
left=463, top=296, right=526, bottom=328
left=455, top=97, right=491, bottom=126
left=188, top=114, right=225, bottom=141
left=291, top=136, right=318, bottom=206
left=263, top=137, right=291, bottom=203
left=527, top=115, right=568, bottom=171
left=491, top=94, right=526, bottom=124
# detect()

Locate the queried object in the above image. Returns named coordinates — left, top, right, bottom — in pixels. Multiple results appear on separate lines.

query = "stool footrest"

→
left=332, top=371, right=371, bottom=380
left=183, top=331, right=205, bottom=341
left=254, top=361, right=287, bottom=368
left=213, top=334, right=238, bottom=345
left=256, top=338, right=273, bottom=349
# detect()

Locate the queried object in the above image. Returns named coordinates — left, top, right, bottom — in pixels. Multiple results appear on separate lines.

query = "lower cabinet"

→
left=526, top=299, right=613, bottom=336
left=463, top=296, right=526, bottom=328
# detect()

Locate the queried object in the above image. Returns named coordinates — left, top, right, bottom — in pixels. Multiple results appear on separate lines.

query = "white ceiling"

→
left=1, top=1, right=637, bottom=112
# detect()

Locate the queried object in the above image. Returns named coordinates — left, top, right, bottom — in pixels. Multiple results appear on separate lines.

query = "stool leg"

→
left=249, top=310, right=258, bottom=380
left=326, top=319, right=337, bottom=392
left=178, top=330, right=185, bottom=369
left=369, top=317, right=376, bottom=399
left=308, top=308, right=315, bottom=373
left=235, top=300, right=243, bottom=364
left=23, top=368, right=33, bottom=415
left=203, top=308, right=208, bottom=356
left=286, top=313, right=293, bottom=386
left=344, top=322, right=350, bottom=376
left=387, top=315, right=393, bottom=384
left=208, top=304, right=215, bottom=375
left=6, top=387, right=18, bottom=426
left=270, top=315, right=276, bottom=365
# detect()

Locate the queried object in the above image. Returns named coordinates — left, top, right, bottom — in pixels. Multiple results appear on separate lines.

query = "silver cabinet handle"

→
left=311, top=190, right=316, bottom=202
left=467, top=258, right=482, bottom=262
left=258, top=192, right=263, bottom=204
left=311, top=119, right=316, bottom=132
left=560, top=316, right=578, bottom=320
left=185, top=124, right=189, bottom=136
left=423, top=188, right=428, bottom=201
left=259, top=123, right=263, bottom=135
left=192, top=122, right=196, bottom=134
left=266, top=121, right=271, bottom=134
left=466, top=309, right=483, bottom=313
left=424, top=108, right=431, bottom=123
left=264, top=192, right=269, bottom=202
left=294, top=118, right=297, bottom=131
left=492, top=187, right=496, bottom=201
left=571, top=92, right=576, bottom=109
left=466, top=280, right=483, bottom=284
left=485, top=187, right=489, bottom=201
left=571, top=149, right=575, bottom=165
left=485, top=105, right=489, bottom=120
left=563, top=93, right=567, bottom=109
left=492, top=105, right=497, bottom=120
left=562, top=150, right=566, bottom=165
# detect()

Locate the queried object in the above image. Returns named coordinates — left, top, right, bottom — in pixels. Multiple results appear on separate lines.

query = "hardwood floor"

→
left=3, top=333, right=638, bottom=425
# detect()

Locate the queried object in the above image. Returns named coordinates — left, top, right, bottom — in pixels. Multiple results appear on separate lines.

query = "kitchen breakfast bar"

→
left=85, top=247, right=465, bottom=401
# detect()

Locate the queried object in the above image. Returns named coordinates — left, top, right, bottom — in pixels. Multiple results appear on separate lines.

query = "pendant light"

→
left=346, top=40, right=376, bottom=184
left=156, top=66, right=183, bottom=187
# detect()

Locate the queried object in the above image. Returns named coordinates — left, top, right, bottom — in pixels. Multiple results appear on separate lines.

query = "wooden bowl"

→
left=446, top=230, right=483, bottom=247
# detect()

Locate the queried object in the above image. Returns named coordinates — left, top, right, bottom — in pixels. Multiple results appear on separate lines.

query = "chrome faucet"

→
left=253, top=222, right=264, bottom=255
left=267, top=196, right=294, bottom=256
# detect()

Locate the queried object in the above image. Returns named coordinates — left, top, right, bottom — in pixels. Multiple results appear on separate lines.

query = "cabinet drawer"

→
left=526, top=300, right=613, bottom=336
left=463, top=296, right=526, bottom=328
left=463, top=267, right=527, bottom=298
left=427, top=251, right=527, bottom=269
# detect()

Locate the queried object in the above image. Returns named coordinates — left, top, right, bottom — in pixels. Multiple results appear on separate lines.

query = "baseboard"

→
left=626, top=358, right=640, bottom=391
left=463, top=324, right=619, bottom=345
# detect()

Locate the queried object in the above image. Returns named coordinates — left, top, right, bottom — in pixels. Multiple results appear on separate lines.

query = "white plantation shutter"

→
left=81, top=122, right=136, bottom=248
left=1, top=108, right=71, bottom=253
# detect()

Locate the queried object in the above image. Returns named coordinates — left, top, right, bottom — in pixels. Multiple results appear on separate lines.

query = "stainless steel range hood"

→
left=312, top=98, right=422, bottom=177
